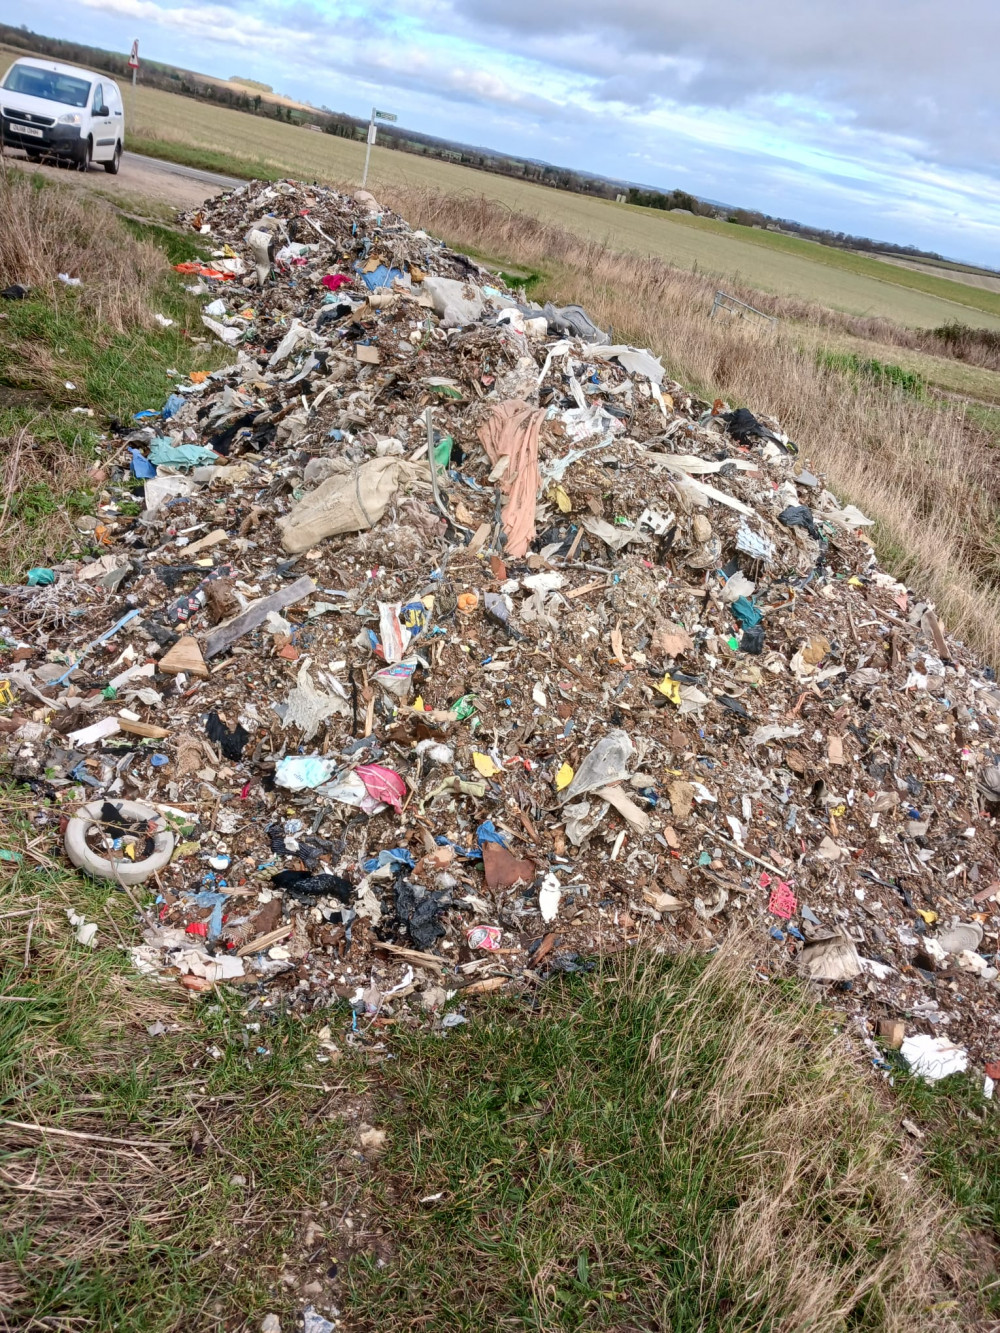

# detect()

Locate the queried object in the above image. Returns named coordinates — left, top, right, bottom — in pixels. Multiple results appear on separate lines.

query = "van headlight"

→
left=57, top=113, right=82, bottom=125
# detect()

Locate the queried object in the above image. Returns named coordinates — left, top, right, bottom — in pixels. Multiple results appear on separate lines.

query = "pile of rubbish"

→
left=4, top=178, right=1000, bottom=1081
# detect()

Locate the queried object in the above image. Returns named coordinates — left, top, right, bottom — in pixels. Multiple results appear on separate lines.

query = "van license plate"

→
left=18, top=125, right=44, bottom=138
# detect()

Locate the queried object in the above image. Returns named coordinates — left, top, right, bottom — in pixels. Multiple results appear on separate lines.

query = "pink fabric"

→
left=477, top=399, right=546, bottom=558
left=322, top=274, right=350, bottom=292
left=356, top=763, right=406, bottom=812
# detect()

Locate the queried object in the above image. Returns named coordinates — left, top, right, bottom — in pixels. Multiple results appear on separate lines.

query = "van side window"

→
left=92, top=83, right=103, bottom=113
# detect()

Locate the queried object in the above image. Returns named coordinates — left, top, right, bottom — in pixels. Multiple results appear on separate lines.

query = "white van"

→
left=0, top=57, right=124, bottom=173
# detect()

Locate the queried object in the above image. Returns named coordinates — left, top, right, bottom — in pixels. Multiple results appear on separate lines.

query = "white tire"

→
left=64, top=800, right=175, bottom=885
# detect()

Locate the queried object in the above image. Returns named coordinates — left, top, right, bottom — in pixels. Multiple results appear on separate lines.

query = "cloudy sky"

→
left=7, top=0, right=1000, bottom=263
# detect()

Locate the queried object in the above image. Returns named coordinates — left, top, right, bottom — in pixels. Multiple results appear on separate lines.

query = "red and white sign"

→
left=128, top=40, right=139, bottom=69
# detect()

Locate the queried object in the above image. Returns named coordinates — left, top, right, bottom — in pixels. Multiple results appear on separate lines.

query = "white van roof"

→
left=6, top=56, right=113, bottom=87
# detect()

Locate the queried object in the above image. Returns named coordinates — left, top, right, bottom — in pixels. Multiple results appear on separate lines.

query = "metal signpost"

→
left=361, top=106, right=397, bottom=187
left=128, top=39, right=139, bottom=90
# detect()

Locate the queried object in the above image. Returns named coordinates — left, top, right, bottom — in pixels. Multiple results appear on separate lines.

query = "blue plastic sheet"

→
left=356, top=263, right=404, bottom=291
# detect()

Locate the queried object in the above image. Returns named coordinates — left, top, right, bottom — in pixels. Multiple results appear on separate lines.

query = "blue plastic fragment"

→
left=476, top=820, right=508, bottom=849
left=361, top=847, right=415, bottom=874
left=161, top=393, right=186, bottom=419
left=130, top=448, right=157, bottom=479
left=433, top=836, right=482, bottom=860
left=184, top=889, right=226, bottom=940
left=150, top=754, right=169, bottom=768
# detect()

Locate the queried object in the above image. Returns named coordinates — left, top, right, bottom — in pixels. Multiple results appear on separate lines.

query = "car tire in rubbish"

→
left=104, top=142, right=122, bottom=175
left=64, top=800, right=175, bottom=885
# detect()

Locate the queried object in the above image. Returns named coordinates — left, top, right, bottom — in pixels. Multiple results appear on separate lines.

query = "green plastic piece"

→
left=433, top=435, right=453, bottom=469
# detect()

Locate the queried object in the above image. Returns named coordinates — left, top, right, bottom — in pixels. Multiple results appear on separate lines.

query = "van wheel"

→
left=76, top=138, right=91, bottom=172
left=104, top=141, right=122, bottom=175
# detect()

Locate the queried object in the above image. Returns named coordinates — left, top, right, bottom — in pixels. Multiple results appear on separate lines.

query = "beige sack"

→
left=278, top=456, right=429, bottom=553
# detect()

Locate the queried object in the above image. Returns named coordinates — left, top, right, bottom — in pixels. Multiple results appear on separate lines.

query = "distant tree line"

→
left=627, top=187, right=707, bottom=214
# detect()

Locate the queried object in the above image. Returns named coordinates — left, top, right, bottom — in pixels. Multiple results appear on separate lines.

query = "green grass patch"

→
left=819, top=348, right=927, bottom=397
left=496, top=267, right=544, bottom=296
left=346, top=946, right=983, bottom=1332
left=893, top=1062, right=1000, bottom=1243
left=119, top=214, right=214, bottom=267
left=128, top=133, right=284, bottom=183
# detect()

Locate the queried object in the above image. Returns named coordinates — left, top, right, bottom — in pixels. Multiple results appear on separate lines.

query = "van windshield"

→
left=1, top=64, right=91, bottom=107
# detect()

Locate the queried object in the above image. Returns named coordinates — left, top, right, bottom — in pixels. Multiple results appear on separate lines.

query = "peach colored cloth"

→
left=477, top=399, right=546, bottom=557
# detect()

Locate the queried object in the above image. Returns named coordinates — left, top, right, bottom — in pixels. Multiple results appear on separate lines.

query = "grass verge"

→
left=0, top=167, right=226, bottom=578
left=128, top=133, right=283, bottom=183
left=347, top=941, right=998, bottom=1331
left=0, top=790, right=354, bottom=1330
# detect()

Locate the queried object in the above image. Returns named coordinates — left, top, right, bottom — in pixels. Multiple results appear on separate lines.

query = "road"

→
left=122, top=151, right=241, bottom=197
left=2, top=146, right=241, bottom=209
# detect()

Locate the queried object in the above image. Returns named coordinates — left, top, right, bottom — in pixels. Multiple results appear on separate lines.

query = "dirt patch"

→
left=2, top=146, right=231, bottom=212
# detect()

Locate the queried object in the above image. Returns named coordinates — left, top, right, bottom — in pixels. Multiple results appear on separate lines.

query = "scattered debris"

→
left=2, top=177, right=998, bottom=1072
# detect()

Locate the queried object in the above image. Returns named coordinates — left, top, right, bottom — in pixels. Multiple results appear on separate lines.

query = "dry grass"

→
left=644, top=943, right=951, bottom=1331
left=378, top=186, right=1000, bottom=667
left=0, top=422, right=95, bottom=578
left=0, top=161, right=168, bottom=332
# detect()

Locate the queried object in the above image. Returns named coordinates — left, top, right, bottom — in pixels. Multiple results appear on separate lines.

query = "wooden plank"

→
left=204, top=576, right=316, bottom=659
left=236, top=925, right=292, bottom=957
left=117, top=718, right=170, bottom=739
